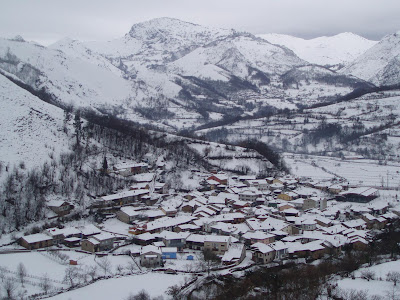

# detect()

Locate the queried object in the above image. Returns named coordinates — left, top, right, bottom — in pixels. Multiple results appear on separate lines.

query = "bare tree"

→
left=87, top=265, right=98, bottom=281
left=116, top=264, right=124, bottom=275
left=98, top=257, right=112, bottom=276
left=201, top=249, right=221, bottom=275
left=360, top=270, right=375, bottom=281
left=3, top=279, right=17, bottom=300
left=386, top=284, right=400, bottom=300
left=125, top=289, right=151, bottom=300
left=127, top=261, right=137, bottom=273
left=166, top=284, right=182, bottom=300
left=41, top=273, right=52, bottom=294
left=387, top=271, right=400, bottom=286
left=63, top=266, right=79, bottom=287
left=17, top=262, right=27, bottom=286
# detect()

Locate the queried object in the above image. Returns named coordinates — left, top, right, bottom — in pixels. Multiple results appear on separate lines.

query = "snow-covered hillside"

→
left=0, top=73, right=70, bottom=170
left=258, top=32, right=377, bottom=66
left=341, top=32, right=400, bottom=86
left=0, top=18, right=384, bottom=131
left=0, top=37, right=134, bottom=110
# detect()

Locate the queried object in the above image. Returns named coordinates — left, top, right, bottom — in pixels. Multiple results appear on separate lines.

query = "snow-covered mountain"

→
left=0, top=37, right=135, bottom=110
left=0, top=73, right=71, bottom=171
left=258, top=32, right=377, bottom=66
left=0, top=18, right=378, bottom=130
left=341, top=32, right=400, bottom=86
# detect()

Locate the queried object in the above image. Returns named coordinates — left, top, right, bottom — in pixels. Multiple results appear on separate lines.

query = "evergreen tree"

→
left=101, top=156, right=108, bottom=175
left=74, top=110, right=83, bottom=146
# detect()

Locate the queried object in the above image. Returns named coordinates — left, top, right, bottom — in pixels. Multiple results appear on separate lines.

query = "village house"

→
left=116, top=206, right=140, bottom=224
left=186, top=234, right=207, bottom=250
left=207, top=173, right=228, bottom=185
left=94, top=189, right=150, bottom=208
left=132, top=232, right=157, bottom=246
left=131, top=173, right=157, bottom=193
left=246, top=179, right=269, bottom=191
left=45, top=228, right=66, bottom=245
left=303, top=197, right=327, bottom=210
left=47, top=200, right=74, bottom=217
left=154, top=182, right=168, bottom=194
left=277, top=191, right=299, bottom=201
left=242, top=231, right=275, bottom=245
left=239, top=190, right=260, bottom=202
left=251, top=242, right=275, bottom=264
left=20, top=233, right=53, bottom=250
left=158, top=231, right=190, bottom=251
left=204, top=235, right=232, bottom=255
left=336, top=187, right=379, bottom=203
left=81, top=232, right=115, bottom=253
left=181, top=200, right=198, bottom=213
left=140, top=245, right=162, bottom=267
left=161, top=247, right=178, bottom=259
left=160, top=206, right=178, bottom=217
left=145, top=216, right=196, bottom=233
left=113, top=162, right=149, bottom=176
left=221, top=243, right=246, bottom=265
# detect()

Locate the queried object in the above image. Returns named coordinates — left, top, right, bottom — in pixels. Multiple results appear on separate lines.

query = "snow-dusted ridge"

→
left=0, top=73, right=70, bottom=171
left=258, top=32, right=378, bottom=66
left=0, top=18, right=396, bottom=130
left=341, top=32, right=400, bottom=86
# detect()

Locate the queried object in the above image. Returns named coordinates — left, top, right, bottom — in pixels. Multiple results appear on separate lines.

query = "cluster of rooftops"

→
left=18, top=169, right=398, bottom=267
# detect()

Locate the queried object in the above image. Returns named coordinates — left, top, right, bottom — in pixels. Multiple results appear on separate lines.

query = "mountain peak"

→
left=128, top=17, right=202, bottom=39
left=10, top=35, right=25, bottom=42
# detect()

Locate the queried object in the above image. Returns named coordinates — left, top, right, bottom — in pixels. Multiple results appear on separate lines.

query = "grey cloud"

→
left=0, top=0, right=399, bottom=45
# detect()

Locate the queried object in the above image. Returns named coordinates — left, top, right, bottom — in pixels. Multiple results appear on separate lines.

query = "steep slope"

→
left=259, top=32, right=377, bottom=66
left=0, top=19, right=374, bottom=130
left=341, top=32, right=400, bottom=86
left=0, top=73, right=70, bottom=170
left=0, top=37, right=134, bottom=110
left=49, top=37, right=124, bottom=77
left=169, top=34, right=305, bottom=81
left=87, top=17, right=234, bottom=63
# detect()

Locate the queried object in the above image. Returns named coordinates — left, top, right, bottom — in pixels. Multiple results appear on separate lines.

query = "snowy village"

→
left=1, top=154, right=399, bottom=299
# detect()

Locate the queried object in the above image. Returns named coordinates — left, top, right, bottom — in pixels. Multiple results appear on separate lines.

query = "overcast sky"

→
left=1, top=0, right=400, bottom=45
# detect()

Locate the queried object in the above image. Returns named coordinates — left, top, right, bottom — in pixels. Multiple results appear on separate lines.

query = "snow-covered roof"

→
left=340, top=187, right=378, bottom=197
left=133, top=173, right=156, bottom=182
left=79, top=224, right=102, bottom=236
left=158, top=230, right=190, bottom=240
left=242, top=231, right=274, bottom=240
left=251, top=242, right=274, bottom=254
left=114, top=162, right=148, bottom=170
left=101, top=189, right=149, bottom=201
left=135, top=232, right=156, bottom=241
left=47, top=200, right=69, bottom=207
left=204, top=235, right=231, bottom=243
left=94, top=232, right=115, bottom=241
left=161, top=247, right=178, bottom=253
left=120, top=206, right=140, bottom=217
left=140, top=245, right=161, bottom=255
left=22, top=233, right=52, bottom=244
left=145, top=216, right=195, bottom=232
left=222, top=244, right=244, bottom=262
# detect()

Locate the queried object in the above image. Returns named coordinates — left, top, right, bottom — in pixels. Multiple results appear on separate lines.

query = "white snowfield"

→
left=0, top=37, right=134, bottom=109
left=46, top=273, right=188, bottom=300
left=336, top=260, right=400, bottom=298
left=341, top=31, right=400, bottom=85
left=0, top=73, right=70, bottom=170
left=258, top=32, right=377, bottom=66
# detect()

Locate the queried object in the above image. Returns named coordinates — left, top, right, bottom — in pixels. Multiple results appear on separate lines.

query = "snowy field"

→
left=284, top=153, right=400, bottom=188
left=47, top=273, right=189, bottom=300
left=336, top=260, right=400, bottom=298
left=0, top=250, right=141, bottom=298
